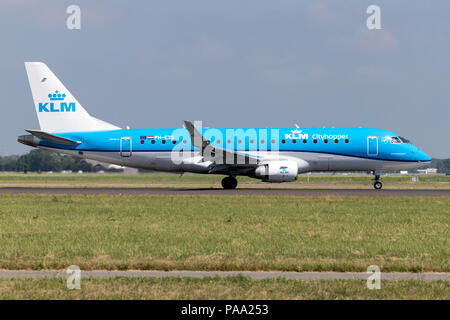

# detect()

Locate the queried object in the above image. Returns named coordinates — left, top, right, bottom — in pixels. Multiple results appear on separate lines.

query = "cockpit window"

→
left=390, top=136, right=410, bottom=144
left=391, top=137, right=402, bottom=144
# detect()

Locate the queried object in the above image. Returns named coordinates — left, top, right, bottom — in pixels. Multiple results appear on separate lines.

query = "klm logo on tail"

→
left=39, top=90, right=76, bottom=112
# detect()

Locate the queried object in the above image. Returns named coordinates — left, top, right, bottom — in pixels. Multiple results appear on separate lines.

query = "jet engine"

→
left=254, top=160, right=298, bottom=182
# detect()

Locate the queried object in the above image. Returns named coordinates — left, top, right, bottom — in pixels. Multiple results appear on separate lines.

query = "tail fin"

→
left=24, top=62, right=120, bottom=133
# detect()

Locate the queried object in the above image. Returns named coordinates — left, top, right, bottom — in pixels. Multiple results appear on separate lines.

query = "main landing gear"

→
left=221, top=176, right=238, bottom=189
left=373, top=172, right=382, bottom=190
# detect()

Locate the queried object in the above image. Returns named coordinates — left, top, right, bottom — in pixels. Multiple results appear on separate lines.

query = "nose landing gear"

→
left=373, top=172, right=382, bottom=190
left=221, top=176, right=238, bottom=189
left=374, top=180, right=383, bottom=190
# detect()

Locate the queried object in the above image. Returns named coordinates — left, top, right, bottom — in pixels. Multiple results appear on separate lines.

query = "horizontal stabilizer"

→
left=26, top=129, right=81, bottom=146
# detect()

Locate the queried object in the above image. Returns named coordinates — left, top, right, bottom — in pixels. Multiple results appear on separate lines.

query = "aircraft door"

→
left=367, top=136, right=378, bottom=156
left=120, top=137, right=132, bottom=157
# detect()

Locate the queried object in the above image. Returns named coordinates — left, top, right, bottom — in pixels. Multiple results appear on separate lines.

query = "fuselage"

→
left=20, top=62, right=433, bottom=189
left=23, top=127, right=431, bottom=174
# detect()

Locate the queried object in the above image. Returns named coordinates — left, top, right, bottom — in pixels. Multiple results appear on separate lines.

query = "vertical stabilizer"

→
left=24, top=62, right=120, bottom=133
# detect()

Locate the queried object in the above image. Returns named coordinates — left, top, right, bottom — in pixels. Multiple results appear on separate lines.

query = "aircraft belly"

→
left=329, top=156, right=374, bottom=171
left=276, top=152, right=420, bottom=172
left=150, top=152, right=183, bottom=171
left=124, top=152, right=182, bottom=171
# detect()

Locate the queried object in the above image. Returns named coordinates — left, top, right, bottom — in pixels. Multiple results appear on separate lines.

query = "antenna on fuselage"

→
left=294, top=123, right=300, bottom=128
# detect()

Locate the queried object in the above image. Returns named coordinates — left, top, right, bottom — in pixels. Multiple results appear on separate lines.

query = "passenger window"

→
left=237, top=139, right=242, bottom=144
left=216, top=139, right=221, bottom=144
left=172, top=140, right=177, bottom=144
left=324, top=139, right=328, bottom=144
left=271, top=139, right=275, bottom=144
left=313, top=139, right=317, bottom=144
left=292, top=139, right=296, bottom=144
left=250, top=139, right=254, bottom=144
left=303, top=139, right=307, bottom=144
left=281, top=139, right=286, bottom=144
left=345, top=139, right=349, bottom=144
left=227, top=139, right=231, bottom=144
left=183, top=139, right=187, bottom=144
left=260, top=139, right=265, bottom=144
left=334, top=139, right=338, bottom=144
left=161, top=140, right=166, bottom=144
left=151, top=140, right=155, bottom=144
left=140, top=140, right=145, bottom=144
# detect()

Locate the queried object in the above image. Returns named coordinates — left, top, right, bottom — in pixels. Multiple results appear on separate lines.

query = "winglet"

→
left=183, top=121, right=259, bottom=165
left=183, top=120, right=209, bottom=151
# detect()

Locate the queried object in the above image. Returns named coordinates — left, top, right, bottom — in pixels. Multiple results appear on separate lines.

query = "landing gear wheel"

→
left=374, top=181, right=383, bottom=190
left=372, top=171, right=382, bottom=190
left=221, top=176, right=238, bottom=189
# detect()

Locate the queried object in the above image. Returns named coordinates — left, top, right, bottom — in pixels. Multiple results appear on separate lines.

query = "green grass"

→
left=0, top=172, right=448, bottom=185
left=0, top=172, right=221, bottom=184
left=0, top=277, right=447, bottom=299
left=0, top=194, right=448, bottom=272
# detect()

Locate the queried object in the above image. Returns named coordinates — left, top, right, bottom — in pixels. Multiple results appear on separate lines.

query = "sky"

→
left=0, top=0, right=449, bottom=158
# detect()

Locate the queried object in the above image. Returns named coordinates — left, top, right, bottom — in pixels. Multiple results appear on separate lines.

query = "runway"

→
left=0, top=187, right=449, bottom=196
left=0, top=270, right=448, bottom=281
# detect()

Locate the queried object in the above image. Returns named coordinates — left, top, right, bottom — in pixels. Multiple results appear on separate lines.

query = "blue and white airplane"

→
left=18, top=62, right=431, bottom=189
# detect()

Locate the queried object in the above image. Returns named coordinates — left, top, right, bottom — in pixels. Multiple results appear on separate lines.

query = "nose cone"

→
left=415, top=148, right=431, bottom=162
left=18, top=134, right=39, bottom=147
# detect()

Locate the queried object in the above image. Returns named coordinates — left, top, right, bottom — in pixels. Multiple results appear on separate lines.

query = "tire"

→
left=222, top=176, right=238, bottom=189
left=374, top=181, right=382, bottom=190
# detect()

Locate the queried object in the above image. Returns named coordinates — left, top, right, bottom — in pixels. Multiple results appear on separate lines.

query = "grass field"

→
left=0, top=194, right=448, bottom=272
left=0, top=172, right=449, bottom=189
left=0, top=277, right=448, bottom=299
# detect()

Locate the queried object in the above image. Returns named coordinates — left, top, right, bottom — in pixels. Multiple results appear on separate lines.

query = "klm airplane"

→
left=18, top=62, right=431, bottom=189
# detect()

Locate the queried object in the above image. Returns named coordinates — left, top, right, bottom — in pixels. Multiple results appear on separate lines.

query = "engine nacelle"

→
left=254, top=160, right=298, bottom=182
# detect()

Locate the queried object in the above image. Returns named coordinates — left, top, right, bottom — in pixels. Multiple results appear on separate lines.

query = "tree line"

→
left=423, top=158, right=450, bottom=173
left=0, top=149, right=99, bottom=173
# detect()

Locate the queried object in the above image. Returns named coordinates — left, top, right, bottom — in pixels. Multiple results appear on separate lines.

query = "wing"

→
left=183, top=121, right=260, bottom=174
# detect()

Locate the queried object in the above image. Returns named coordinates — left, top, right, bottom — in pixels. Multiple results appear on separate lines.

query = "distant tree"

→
left=422, top=158, right=450, bottom=173
left=0, top=149, right=94, bottom=172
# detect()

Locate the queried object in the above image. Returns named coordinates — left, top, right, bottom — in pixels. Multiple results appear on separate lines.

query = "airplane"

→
left=18, top=62, right=431, bottom=189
